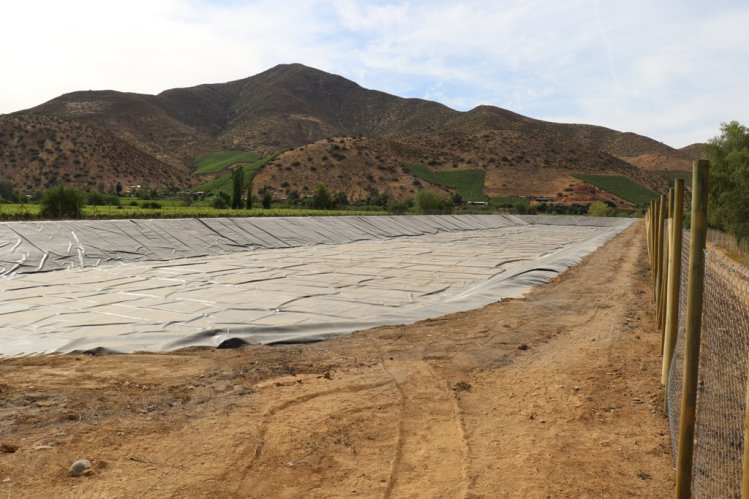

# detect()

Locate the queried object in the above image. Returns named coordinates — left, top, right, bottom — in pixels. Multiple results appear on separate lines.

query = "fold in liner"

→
left=0, top=215, right=633, bottom=356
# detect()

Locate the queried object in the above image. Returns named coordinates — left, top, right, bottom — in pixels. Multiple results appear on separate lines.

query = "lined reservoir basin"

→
left=0, top=215, right=633, bottom=355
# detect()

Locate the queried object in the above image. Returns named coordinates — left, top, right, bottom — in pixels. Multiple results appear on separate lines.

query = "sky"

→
left=2, top=0, right=747, bottom=148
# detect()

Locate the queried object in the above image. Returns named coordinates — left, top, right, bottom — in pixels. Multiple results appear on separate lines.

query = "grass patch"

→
left=0, top=204, right=41, bottom=218
left=193, top=150, right=258, bottom=174
left=405, top=163, right=485, bottom=201
left=79, top=206, right=387, bottom=219
left=0, top=203, right=386, bottom=220
left=118, top=197, right=184, bottom=207
left=573, top=174, right=659, bottom=206
left=191, top=155, right=276, bottom=195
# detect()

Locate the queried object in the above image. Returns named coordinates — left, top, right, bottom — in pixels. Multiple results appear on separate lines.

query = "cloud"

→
left=1, top=0, right=747, bottom=147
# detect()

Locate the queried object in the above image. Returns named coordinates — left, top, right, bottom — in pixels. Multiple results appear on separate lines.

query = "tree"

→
left=287, top=190, right=300, bottom=206
left=245, top=179, right=253, bottom=209
left=414, top=190, right=452, bottom=214
left=0, top=181, right=17, bottom=202
left=231, top=168, right=244, bottom=209
left=40, top=184, right=84, bottom=219
left=86, top=191, right=120, bottom=206
left=115, top=181, right=123, bottom=197
left=212, top=192, right=230, bottom=209
left=387, top=199, right=411, bottom=214
left=311, top=183, right=334, bottom=210
left=257, top=186, right=272, bottom=209
left=706, top=121, right=749, bottom=242
left=588, top=200, right=614, bottom=217
left=334, top=191, right=348, bottom=208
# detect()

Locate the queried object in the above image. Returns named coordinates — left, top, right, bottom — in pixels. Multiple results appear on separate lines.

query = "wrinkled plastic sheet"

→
left=0, top=215, right=634, bottom=355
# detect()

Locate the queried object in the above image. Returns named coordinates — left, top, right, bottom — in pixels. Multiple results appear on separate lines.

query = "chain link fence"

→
left=708, top=228, right=749, bottom=258
left=667, top=228, right=749, bottom=496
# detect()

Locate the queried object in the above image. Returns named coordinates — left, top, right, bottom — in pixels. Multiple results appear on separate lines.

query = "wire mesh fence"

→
left=708, top=228, right=749, bottom=258
left=666, top=227, right=749, bottom=497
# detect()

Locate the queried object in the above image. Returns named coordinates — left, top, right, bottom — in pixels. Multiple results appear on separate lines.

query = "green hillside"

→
left=191, top=155, right=275, bottom=195
left=194, top=150, right=259, bottom=174
left=405, top=164, right=485, bottom=201
left=573, top=173, right=659, bottom=206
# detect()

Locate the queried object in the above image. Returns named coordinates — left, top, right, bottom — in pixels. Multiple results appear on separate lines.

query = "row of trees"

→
left=222, top=170, right=350, bottom=211
left=706, top=121, right=749, bottom=242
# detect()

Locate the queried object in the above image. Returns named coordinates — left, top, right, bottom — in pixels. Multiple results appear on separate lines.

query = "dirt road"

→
left=0, top=221, right=673, bottom=497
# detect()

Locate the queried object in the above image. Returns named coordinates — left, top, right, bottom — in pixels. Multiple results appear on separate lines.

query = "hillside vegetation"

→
left=404, top=164, right=485, bottom=201
left=572, top=174, right=659, bottom=206
left=193, top=151, right=259, bottom=174
left=0, top=114, right=190, bottom=193
left=192, top=156, right=275, bottom=195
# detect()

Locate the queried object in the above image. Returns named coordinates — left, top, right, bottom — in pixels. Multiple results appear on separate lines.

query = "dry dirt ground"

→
left=0, top=222, right=673, bottom=498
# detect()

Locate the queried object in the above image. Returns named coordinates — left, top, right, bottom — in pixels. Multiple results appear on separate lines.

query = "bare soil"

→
left=0, top=222, right=673, bottom=497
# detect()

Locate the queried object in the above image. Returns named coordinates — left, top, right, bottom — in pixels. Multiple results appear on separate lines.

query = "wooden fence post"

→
left=655, top=194, right=666, bottom=322
left=646, top=204, right=652, bottom=264
left=650, top=199, right=658, bottom=290
left=659, top=191, right=672, bottom=335
left=662, top=180, right=684, bottom=387
left=649, top=201, right=655, bottom=269
left=675, top=160, right=710, bottom=498
left=743, top=362, right=749, bottom=497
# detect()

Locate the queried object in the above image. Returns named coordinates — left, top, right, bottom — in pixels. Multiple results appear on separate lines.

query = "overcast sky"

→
left=2, top=0, right=747, bottom=148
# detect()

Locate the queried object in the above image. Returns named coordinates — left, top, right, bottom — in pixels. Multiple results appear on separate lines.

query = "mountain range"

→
left=0, top=63, right=703, bottom=203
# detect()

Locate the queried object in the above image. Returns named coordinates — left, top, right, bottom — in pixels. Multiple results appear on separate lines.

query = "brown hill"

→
left=27, top=64, right=457, bottom=160
left=8, top=63, right=686, bottom=199
left=620, top=154, right=691, bottom=172
left=29, top=90, right=221, bottom=167
left=443, top=105, right=681, bottom=158
left=679, top=143, right=708, bottom=161
left=0, top=114, right=191, bottom=193
left=215, top=64, right=458, bottom=152
left=252, top=136, right=451, bottom=202
left=258, top=127, right=667, bottom=206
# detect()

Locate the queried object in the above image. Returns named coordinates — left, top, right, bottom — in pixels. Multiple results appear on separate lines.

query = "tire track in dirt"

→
left=226, top=376, right=395, bottom=496
left=0, top=222, right=673, bottom=497
left=380, top=359, right=470, bottom=498
left=453, top=223, right=673, bottom=497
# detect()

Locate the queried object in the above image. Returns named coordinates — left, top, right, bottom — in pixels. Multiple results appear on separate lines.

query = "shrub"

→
left=211, top=192, right=229, bottom=209
left=706, top=121, right=749, bottom=242
left=245, top=180, right=253, bottom=209
left=334, top=192, right=349, bottom=207
left=311, top=183, right=335, bottom=210
left=414, top=191, right=452, bottom=214
left=262, top=189, right=272, bottom=209
left=588, top=201, right=614, bottom=217
left=286, top=190, right=301, bottom=206
left=0, top=181, right=17, bottom=202
left=231, top=168, right=243, bottom=209
left=387, top=200, right=410, bottom=214
left=40, top=184, right=84, bottom=219
left=86, top=191, right=120, bottom=206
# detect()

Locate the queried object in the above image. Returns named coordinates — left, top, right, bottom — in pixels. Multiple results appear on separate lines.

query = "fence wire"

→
left=708, top=228, right=749, bottom=258
left=666, top=228, right=749, bottom=497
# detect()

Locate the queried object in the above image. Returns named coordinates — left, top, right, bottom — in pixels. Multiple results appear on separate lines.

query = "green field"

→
left=405, top=164, right=485, bottom=201
left=193, top=151, right=259, bottom=174
left=192, top=155, right=276, bottom=195
left=573, top=174, right=659, bottom=206
left=0, top=203, right=386, bottom=220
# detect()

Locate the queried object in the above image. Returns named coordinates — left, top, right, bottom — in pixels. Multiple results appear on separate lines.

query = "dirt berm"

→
left=0, top=221, right=672, bottom=497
